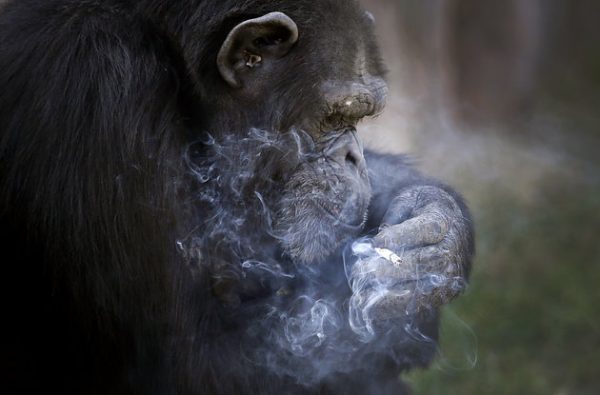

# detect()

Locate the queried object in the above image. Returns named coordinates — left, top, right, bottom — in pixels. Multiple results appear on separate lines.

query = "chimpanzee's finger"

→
left=352, top=245, right=448, bottom=282
left=374, top=204, right=451, bottom=250
left=380, top=185, right=460, bottom=227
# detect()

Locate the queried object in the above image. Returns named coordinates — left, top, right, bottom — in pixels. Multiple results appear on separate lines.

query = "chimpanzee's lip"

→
left=319, top=126, right=357, bottom=141
left=314, top=200, right=367, bottom=230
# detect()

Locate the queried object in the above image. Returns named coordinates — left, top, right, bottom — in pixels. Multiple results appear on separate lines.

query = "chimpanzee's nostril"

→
left=323, top=129, right=366, bottom=172
left=346, top=151, right=358, bottom=168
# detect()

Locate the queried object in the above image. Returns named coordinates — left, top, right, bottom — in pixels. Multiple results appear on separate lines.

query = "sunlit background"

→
left=359, top=1, right=600, bottom=393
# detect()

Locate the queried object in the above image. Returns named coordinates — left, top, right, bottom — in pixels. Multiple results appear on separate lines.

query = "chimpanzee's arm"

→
left=297, top=150, right=476, bottom=392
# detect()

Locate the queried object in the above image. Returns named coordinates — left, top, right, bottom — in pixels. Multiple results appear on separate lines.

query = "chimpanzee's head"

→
left=192, top=0, right=387, bottom=263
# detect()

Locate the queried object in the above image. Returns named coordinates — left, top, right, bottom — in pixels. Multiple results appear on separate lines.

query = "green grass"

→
left=406, top=181, right=600, bottom=394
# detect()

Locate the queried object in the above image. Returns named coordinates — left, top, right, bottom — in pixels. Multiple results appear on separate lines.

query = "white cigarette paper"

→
left=374, top=247, right=403, bottom=266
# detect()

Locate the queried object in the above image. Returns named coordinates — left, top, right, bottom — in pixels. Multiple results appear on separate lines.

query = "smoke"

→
left=176, top=128, right=454, bottom=388
left=348, top=241, right=424, bottom=342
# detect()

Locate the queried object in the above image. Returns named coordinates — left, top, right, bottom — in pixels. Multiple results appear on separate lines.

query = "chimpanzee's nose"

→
left=325, top=129, right=366, bottom=173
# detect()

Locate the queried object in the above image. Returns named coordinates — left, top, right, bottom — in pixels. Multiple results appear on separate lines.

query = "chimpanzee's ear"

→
left=217, top=12, right=298, bottom=88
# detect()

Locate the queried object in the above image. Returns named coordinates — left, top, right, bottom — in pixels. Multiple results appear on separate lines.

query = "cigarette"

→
left=374, top=247, right=403, bottom=266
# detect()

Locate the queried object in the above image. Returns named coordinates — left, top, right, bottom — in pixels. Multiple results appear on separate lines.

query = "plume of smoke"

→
left=177, top=128, right=449, bottom=387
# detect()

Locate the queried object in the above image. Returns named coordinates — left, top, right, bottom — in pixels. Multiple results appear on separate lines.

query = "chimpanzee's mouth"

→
left=318, top=126, right=358, bottom=142
left=314, top=199, right=368, bottom=230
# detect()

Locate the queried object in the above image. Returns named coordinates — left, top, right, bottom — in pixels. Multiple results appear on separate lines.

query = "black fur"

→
left=0, top=1, right=473, bottom=394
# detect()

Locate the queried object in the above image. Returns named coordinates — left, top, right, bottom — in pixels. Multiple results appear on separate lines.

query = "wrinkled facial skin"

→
left=274, top=129, right=371, bottom=264
left=205, top=2, right=388, bottom=263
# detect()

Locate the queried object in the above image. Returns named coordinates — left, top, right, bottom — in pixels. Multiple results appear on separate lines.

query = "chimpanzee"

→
left=0, top=0, right=473, bottom=394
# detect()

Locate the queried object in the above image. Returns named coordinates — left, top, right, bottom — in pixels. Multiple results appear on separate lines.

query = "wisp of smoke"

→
left=177, top=128, right=458, bottom=386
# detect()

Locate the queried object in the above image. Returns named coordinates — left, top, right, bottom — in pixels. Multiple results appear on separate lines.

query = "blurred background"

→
left=2, top=0, right=596, bottom=392
left=359, top=0, right=600, bottom=393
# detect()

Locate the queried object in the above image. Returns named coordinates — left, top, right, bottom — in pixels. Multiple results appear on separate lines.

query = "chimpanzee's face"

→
left=207, top=1, right=387, bottom=263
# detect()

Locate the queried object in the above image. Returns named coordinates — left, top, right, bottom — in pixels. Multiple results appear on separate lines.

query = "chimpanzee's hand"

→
left=354, top=185, right=473, bottom=320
